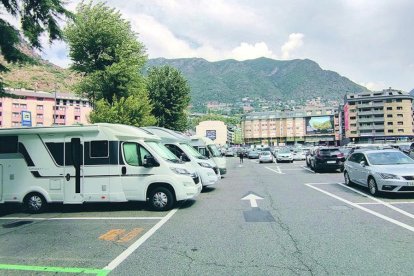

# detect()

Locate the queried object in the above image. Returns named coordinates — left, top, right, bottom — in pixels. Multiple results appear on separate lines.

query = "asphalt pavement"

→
left=1, top=158, right=414, bottom=275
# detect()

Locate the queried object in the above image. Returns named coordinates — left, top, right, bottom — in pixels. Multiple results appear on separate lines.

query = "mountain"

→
left=145, top=57, right=368, bottom=106
left=410, top=89, right=414, bottom=96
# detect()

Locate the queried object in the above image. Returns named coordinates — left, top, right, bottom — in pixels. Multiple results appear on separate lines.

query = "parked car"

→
left=259, top=151, right=274, bottom=163
left=339, top=147, right=352, bottom=159
left=293, top=149, right=306, bottom=160
left=306, top=147, right=318, bottom=167
left=247, top=150, right=260, bottom=159
left=225, top=149, right=236, bottom=157
left=309, top=147, right=345, bottom=172
left=276, top=148, right=293, bottom=163
left=344, top=149, right=414, bottom=195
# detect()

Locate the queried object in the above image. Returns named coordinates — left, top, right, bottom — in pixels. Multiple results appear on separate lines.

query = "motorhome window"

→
left=46, top=142, right=64, bottom=166
left=180, top=143, right=204, bottom=158
left=147, top=141, right=178, bottom=161
left=207, top=145, right=222, bottom=157
left=138, top=145, right=152, bottom=164
left=123, top=143, right=139, bottom=166
left=198, top=147, right=208, bottom=157
left=65, top=142, right=84, bottom=166
left=165, top=144, right=183, bottom=158
left=0, top=136, right=18, bottom=153
left=90, top=140, right=109, bottom=158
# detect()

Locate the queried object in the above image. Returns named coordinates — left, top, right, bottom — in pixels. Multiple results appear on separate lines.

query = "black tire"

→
left=368, top=177, right=379, bottom=196
left=276, top=160, right=279, bottom=163
left=148, top=187, right=175, bottom=211
left=23, top=193, right=47, bottom=214
left=290, top=160, right=294, bottom=163
left=306, top=159, right=310, bottom=167
left=344, top=171, right=353, bottom=186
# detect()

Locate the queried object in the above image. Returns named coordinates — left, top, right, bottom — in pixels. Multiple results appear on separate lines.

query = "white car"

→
left=276, top=148, right=293, bottom=163
left=344, top=149, right=414, bottom=195
left=293, top=149, right=306, bottom=160
left=259, top=151, right=274, bottom=163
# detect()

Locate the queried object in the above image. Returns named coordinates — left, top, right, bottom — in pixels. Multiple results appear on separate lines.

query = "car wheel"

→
left=24, top=193, right=47, bottom=214
left=339, top=166, right=344, bottom=173
left=368, top=177, right=379, bottom=196
left=306, top=159, right=310, bottom=167
left=148, top=187, right=175, bottom=211
left=344, top=171, right=353, bottom=186
left=290, top=160, right=294, bottom=163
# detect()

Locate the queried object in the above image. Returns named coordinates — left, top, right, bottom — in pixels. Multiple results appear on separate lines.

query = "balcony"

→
left=359, top=125, right=384, bottom=131
left=358, top=110, right=384, bottom=116
left=357, top=102, right=384, bottom=109
left=358, top=117, right=385, bottom=123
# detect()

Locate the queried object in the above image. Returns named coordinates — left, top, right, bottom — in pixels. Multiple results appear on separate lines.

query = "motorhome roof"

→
left=143, top=126, right=190, bottom=143
left=0, top=123, right=160, bottom=141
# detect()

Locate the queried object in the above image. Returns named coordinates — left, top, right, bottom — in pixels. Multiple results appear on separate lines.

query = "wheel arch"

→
left=146, top=182, right=176, bottom=201
left=23, top=188, right=51, bottom=203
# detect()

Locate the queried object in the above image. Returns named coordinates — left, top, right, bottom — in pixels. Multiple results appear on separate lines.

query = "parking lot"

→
left=1, top=158, right=414, bottom=275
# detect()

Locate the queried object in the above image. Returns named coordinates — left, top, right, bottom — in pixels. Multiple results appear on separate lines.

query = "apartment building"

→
left=241, top=107, right=339, bottom=146
left=0, top=89, right=92, bottom=128
left=343, top=88, right=414, bottom=143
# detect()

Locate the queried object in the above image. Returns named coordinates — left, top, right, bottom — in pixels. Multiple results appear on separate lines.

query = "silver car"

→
left=259, top=151, right=274, bottom=163
left=276, top=148, right=293, bottom=163
left=344, top=149, right=414, bottom=195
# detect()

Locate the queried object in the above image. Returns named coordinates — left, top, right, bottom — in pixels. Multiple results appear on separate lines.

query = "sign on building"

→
left=21, top=111, right=32, bottom=127
left=205, top=130, right=216, bottom=140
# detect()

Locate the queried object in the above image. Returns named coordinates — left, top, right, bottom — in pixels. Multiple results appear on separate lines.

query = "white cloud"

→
left=281, top=33, right=304, bottom=60
left=359, top=81, right=387, bottom=91
left=231, top=42, right=277, bottom=61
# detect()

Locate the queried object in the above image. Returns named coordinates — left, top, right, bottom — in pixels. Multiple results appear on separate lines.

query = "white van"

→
left=190, top=136, right=227, bottom=175
left=0, top=124, right=202, bottom=213
left=142, top=127, right=220, bottom=188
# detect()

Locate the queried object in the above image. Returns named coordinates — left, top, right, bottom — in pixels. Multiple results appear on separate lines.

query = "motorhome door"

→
left=63, top=137, right=84, bottom=203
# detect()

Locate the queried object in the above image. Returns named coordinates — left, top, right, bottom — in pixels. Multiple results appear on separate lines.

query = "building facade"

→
left=342, top=88, right=414, bottom=143
left=0, top=89, right=92, bottom=128
left=195, top=120, right=228, bottom=146
left=241, top=107, right=339, bottom=146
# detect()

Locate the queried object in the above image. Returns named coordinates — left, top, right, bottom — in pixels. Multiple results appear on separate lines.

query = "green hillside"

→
left=145, top=57, right=368, bottom=105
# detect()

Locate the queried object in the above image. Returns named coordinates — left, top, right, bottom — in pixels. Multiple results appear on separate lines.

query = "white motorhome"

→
left=190, top=136, right=227, bottom=176
left=0, top=124, right=202, bottom=213
left=142, top=127, right=220, bottom=188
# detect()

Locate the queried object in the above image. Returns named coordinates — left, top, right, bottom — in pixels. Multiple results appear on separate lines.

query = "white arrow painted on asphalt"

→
left=241, top=193, right=264, bottom=208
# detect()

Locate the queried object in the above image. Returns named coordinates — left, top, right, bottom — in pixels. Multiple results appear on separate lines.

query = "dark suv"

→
left=309, top=147, right=345, bottom=172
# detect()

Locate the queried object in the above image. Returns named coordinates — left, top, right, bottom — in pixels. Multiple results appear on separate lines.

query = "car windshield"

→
left=261, top=151, right=271, bottom=155
left=367, top=151, right=414, bottom=165
left=320, top=148, right=340, bottom=155
left=207, top=145, right=222, bottom=157
left=147, top=141, right=180, bottom=163
left=180, top=143, right=207, bottom=159
left=279, top=148, right=290, bottom=154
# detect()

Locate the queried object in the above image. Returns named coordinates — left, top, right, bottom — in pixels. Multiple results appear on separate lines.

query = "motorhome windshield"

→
left=180, top=143, right=207, bottom=159
left=147, top=141, right=180, bottom=163
left=207, top=144, right=222, bottom=157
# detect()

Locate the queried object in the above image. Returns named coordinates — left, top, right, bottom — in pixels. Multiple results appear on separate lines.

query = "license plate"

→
left=327, top=161, right=336, bottom=164
left=408, top=181, right=414, bottom=186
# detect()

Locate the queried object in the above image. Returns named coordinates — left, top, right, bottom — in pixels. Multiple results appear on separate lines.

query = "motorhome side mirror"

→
left=180, top=153, right=190, bottom=162
left=143, top=155, right=158, bottom=168
left=360, top=161, right=366, bottom=167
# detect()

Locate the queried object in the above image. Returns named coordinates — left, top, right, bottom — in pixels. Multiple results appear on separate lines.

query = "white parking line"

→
left=104, top=208, right=178, bottom=271
left=305, top=184, right=414, bottom=233
left=301, top=166, right=316, bottom=173
left=337, top=183, right=414, bottom=219
left=0, top=217, right=164, bottom=220
left=356, top=202, right=414, bottom=205
left=265, top=166, right=284, bottom=174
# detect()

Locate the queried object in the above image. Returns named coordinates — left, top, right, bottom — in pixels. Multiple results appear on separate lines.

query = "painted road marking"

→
left=338, top=183, right=414, bottom=220
left=306, top=183, right=414, bottom=233
left=0, top=264, right=109, bottom=275
left=265, top=166, right=284, bottom=174
left=104, top=208, right=178, bottom=271
left=99, top=229, right=126, bottom=241
left=0, top=217, right=163, bottom=220
left=117, top=228, right=144, bottom=243
left=301, top=166, right=316, bottom=173
left=356, top=201, right=414, bottom=205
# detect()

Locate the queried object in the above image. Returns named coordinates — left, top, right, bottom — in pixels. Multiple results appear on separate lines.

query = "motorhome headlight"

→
left=170, top=167, right=191, bottom=175
left=198, top=162, right=213, bottom=168
left=379, top=173, right=399, bottom=180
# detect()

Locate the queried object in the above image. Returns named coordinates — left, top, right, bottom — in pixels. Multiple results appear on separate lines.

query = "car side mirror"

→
left=143, top=155, right=159, bottom=168
left=360, top=160, right=366, bottom=167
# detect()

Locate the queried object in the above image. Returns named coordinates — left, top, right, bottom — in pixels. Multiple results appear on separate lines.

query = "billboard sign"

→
left=306, top=116, right=334, bottom=135
left=21, top=111, right=32, bottom=127
left=205, top=130, right=216, bottom=140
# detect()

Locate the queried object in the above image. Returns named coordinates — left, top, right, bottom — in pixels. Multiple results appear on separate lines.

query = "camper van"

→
left=0, top=124, right=202, bottom=213
left=142, top=127, right=220, bottom=188
left=190, top=136, right=227, bottom=175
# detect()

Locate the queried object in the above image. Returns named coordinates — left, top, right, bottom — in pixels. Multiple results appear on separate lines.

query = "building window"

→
left=397, top=106, right=403, bottom=110
left=75, top=116, right=80, bottom=120
left=37, top=105, right=44, bottom=110
left=12, top=112, right=19, bottom=118
left=36, top=114, right=43, bottom=119
left=12, top=122, right=19, bottom=127
left=396, top=99, right=402, bottom=102
left=398, top=129, right=404, bottom=133
left=388, top=130, right=394, bottom=133
left=0, top=102, right=2, bottom=107
left=386, top=99, right=392, bottom=103
left=0, top=121, right=2, bottom=126
left=398, top=122, right=403, bottom=125
left=386, top=107, right=392, bottom=110
left=397, top=114, right=403, bottom=118
left=37, top=97, right=44, bottom=101
left=59, top=115, right=65, bottom=119
left=387, top=114, right=393, bottom=118
left=387, top=122, right=393, bottom=125
left=0, top=111, right=2, bottom=116
left=20, top=104, right=27, bottom=109
left=12, top=103, right=19, bottom=108
left=36, top=123, right=43, bottom=126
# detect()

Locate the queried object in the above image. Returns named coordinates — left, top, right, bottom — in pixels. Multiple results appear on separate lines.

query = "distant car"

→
left=225, top=149, right=235, bottom=157
left=248, top=150, right=260, bottom=159
left=276, top=148, right=293, bottom=163
left=259, top=151, right=274, bottom=163
left=339, top=147, right=352, bottom=159
left=293, top=149, right=306, bottom=160
left=309, top=147, right=345, bottom=172
left=306, top=147, right=318, bottom=167
left=344, top=149, right=414, bottom=195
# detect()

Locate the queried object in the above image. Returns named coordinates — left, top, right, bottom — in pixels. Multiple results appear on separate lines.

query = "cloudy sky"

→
left=39, top=0, right=413, bottom=92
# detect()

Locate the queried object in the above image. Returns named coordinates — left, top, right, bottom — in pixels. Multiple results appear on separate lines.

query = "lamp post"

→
left=53, top=88, right=57, bottom=125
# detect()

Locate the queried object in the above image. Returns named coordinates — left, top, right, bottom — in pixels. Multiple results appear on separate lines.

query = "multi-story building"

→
left=343, top=88, right=414, bottom=143
left=0, top=88, right=92, bottom=128
left=241, top=107, right=339, bottom=146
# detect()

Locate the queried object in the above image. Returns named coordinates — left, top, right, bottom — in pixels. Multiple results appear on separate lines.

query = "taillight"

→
left=337, top=153, right=344, bottom=158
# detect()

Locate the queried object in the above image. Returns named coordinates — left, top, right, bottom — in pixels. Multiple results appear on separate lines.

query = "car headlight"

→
left=198, top=162, right=213, bottom=168
left=379, top=173, right=400, bottom=180
left=170, top=167, right=191, bottom=175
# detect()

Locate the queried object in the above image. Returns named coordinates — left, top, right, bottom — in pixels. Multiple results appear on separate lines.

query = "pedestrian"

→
left=239, top=151, right=244, bottom=163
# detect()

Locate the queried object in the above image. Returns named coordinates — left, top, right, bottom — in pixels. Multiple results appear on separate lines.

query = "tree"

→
left=64, top=2, right=147, bottom=104
left=147, top=65, right=191, bottom=131
left=0, top=0, right=72, bottom=94
left=89, top=96, right=156, bottom=127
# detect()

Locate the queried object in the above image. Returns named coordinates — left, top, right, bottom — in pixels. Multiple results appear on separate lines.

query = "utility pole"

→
left=53, top=86, right=57, bottom=125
